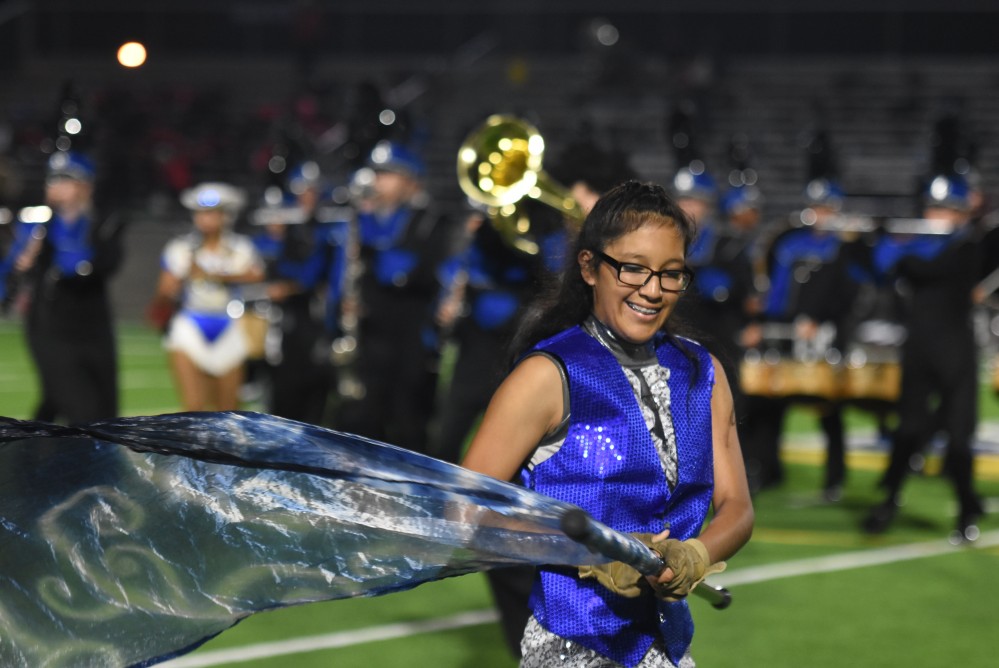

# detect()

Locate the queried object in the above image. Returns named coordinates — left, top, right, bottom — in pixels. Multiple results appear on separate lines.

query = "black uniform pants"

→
left=269, top=301, right=332, bottom=425
left=337, top=303, right=438, bottom=453
left=740, top=394, right=846, bottom=493
left=432, top=325, right=509, bottom=464
left=881, top=339, right=980, bottom=516
left=27, top=308, right=118, bottom=425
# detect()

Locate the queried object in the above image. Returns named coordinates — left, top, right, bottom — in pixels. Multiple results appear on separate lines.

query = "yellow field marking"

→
left=750, top=527, right=874, bottom=548
left=782, top=445, right=999, bottom=481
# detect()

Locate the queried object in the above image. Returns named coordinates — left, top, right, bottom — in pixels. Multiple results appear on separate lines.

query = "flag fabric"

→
left=0, top=411, right=605, bottom=667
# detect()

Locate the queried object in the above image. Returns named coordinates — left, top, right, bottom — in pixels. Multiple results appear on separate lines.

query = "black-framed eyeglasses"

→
left=594, top=250, right=694, bottom=293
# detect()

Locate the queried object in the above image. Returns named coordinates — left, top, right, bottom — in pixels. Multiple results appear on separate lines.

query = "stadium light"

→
left=117, top=41, right=147, bottom=68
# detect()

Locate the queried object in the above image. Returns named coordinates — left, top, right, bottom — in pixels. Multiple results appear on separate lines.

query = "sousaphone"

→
left=457, top=114, right=583, bottom=255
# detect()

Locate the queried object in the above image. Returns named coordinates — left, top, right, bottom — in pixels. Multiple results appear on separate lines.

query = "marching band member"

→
left=671, top=165, right=758, bottom=392
left=862, top=173, right=985, bottom=542
left=0, top=150, right=124, bottom=424
left=755, top=178, right=862, bottom=500
left=703, top=182, right=782, bottom=494
left=435, top=139, right=637, bottom=467
left=431, top=205, right=544, bottom=466
left=150, top=182, right=264, bottom=412
left=257, top=162, right=339, bottom=425
left=333, top=141, right=458, bottom=453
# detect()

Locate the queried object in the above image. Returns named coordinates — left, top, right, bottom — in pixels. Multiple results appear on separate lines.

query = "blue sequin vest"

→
left=521, top=325, right=714, bottom=667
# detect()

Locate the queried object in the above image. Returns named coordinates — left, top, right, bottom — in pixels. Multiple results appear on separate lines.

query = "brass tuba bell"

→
left=457, top=114, right=584, bottom=255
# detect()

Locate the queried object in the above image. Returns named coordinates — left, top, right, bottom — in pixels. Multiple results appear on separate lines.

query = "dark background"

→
left=5, top=1, right=999, bottom=59
left=2, top=1, right=998, bottom=318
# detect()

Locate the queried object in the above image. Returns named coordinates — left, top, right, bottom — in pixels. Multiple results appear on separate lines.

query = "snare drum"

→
left=769, top=358, right=842, bottom=401
left=741, top=320, right=843, bottom=401
left=740, top=351, right=843, bottom=401
left=739, top=348, right=777, bottom=397
left=842, top=358, right=901, bottom=403
left=841, top=320, right=905, bottom=405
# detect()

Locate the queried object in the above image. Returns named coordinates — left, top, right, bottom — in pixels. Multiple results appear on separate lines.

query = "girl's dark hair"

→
left=507, top=179, right=697, bottom=364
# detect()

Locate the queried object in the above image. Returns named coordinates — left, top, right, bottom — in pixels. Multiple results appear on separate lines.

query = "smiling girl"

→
left=462, top=180, right=754, bottom=668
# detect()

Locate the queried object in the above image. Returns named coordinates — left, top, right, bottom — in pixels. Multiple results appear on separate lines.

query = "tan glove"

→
left=578, top=534, right=726, bottom=602
left=577, top=533, right=655, bottom=598
left=649, top=537, right=727, bottom=603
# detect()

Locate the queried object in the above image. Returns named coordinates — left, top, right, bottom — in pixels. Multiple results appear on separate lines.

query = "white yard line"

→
left=713, top=529, right=999, bottom=587
left=161, top=609, right=500, bottom=667
left=161, top=530, right=999, bottom=667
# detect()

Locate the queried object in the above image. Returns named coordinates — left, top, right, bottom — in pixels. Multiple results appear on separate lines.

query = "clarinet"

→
left=325, top=203, right=366, bottom=401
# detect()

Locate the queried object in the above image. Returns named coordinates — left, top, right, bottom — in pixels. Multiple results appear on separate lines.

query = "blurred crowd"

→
left=0, top=77, right=412, bottom=218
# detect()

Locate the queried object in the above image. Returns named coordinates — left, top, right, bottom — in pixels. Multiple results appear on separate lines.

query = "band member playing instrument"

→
left=258, top=162, right=339, bottom=425
left=334, top=141, right=458, bottom=453
left=436, top=139, right=638, bottom=466
left=151, top=183, right=264, bottom=412
left=752, top=178, right=862, bottom=500
left=692, top=182, right=781, bottom=494
left=862, top=173, right=985, bottom=542
left=431, top=205, right=551, bottom=466
left=462, top=181, right=753, bottom=668
left=670, top=167, right=781, bottom=502
left=671, top=167, right=760, bottom=404
left=0, top=151, right=124, bottom=424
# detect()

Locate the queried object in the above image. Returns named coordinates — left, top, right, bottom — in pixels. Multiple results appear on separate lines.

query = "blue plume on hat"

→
left=47, top=151, right=95, bottom=182
left=923, top=173, right=971, bottom=210
left=672, top=163, right=717, bottom=203
left=288, top=161, right=322, bottom=194
left=721, top=184, right=763, bottom=216
left=367, top=141, right=425, bottom=178
left=803, top=178, right=845, bottom=208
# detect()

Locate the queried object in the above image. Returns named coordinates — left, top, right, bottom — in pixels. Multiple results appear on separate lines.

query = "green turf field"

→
left=2, top=319, right=998, bottom=667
